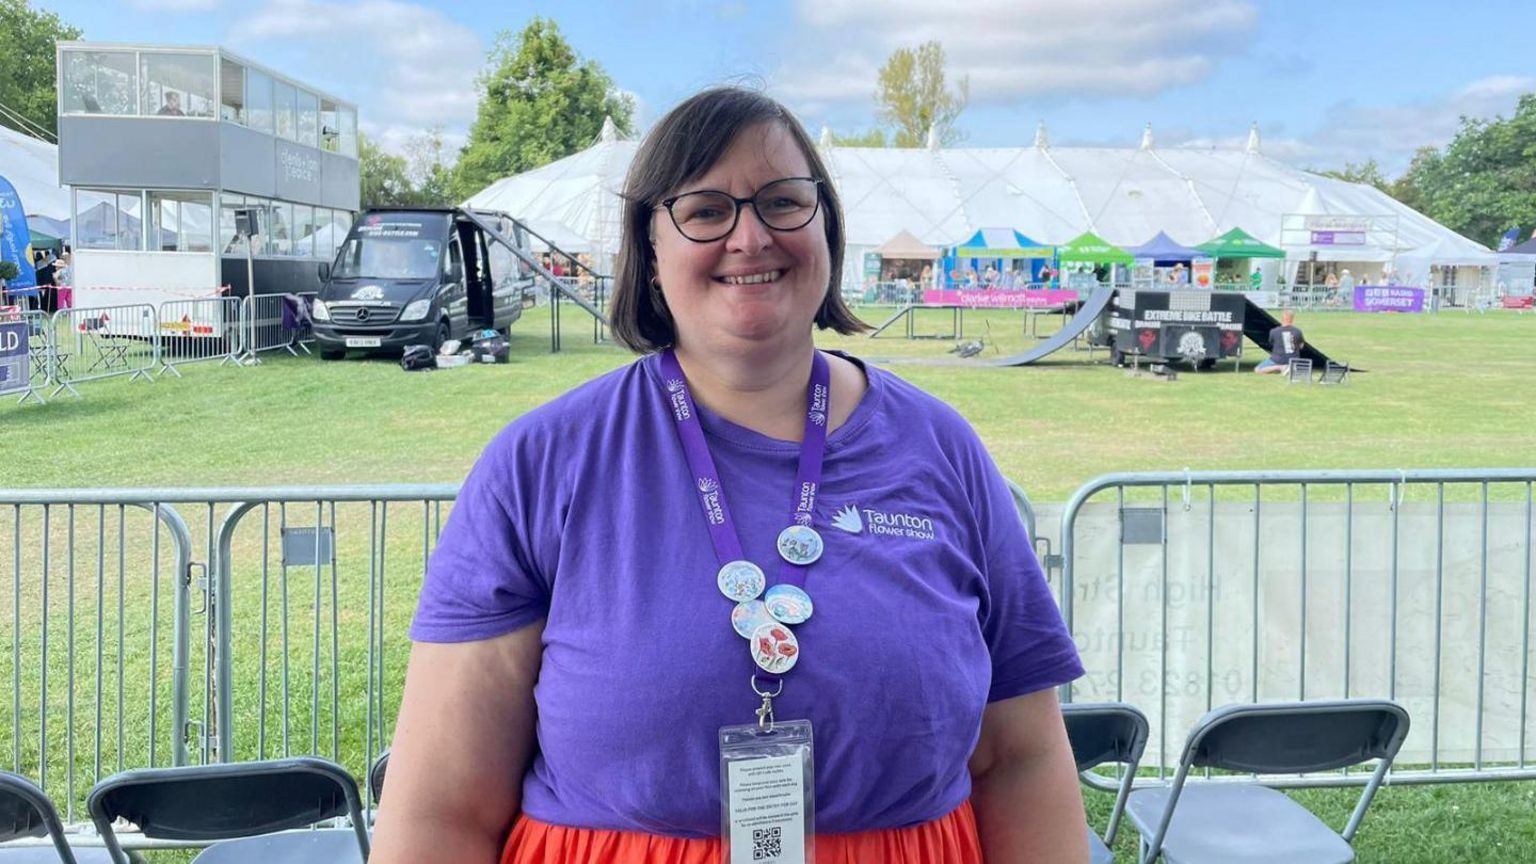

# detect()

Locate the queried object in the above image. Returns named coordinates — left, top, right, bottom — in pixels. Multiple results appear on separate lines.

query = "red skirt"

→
left=502, top=800, right=983, bottom=864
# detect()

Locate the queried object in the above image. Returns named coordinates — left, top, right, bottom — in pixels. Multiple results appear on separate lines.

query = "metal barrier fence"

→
left=239, top=293, right=313, bottom=363
left=1059, top=469, right=1536, bottom=788
left=157, top=298, right=243, bottom=376
left=2, top=310, right=51, bottom=406
left=4, top=472, right=1532, bottom=837
left=0, top=485, right=452, bottom=841
left=0, top=493, right=194, bottom=824
left=49, top=304, right=158, bottom=397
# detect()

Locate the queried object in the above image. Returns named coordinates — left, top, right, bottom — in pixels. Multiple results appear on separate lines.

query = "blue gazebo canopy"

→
left=950, top=228, right=1054, bottom=259
left=1125, top=231, right=1205, bottom=263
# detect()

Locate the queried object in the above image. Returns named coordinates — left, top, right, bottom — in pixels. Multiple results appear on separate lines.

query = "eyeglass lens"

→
left=669, top=178, right=819, bottom=241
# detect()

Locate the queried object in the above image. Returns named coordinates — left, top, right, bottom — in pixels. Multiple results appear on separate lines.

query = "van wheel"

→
left=432, top=321, right=450, bottom=353
left=320, top=349, right=344, bottom=361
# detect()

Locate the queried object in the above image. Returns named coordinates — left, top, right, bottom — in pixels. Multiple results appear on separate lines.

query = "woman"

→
left=372, top=87, right=1087, bottom=864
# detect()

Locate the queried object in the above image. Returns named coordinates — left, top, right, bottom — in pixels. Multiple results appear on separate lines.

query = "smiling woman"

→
left=370, top=87, right=1087, bottom=864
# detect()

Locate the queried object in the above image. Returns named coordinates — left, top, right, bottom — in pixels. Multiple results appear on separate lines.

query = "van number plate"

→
left=345, top=337, right=382, bottom=348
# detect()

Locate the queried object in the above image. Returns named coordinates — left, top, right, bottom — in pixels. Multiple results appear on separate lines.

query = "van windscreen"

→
left=333, top=236, right=443, bottom=280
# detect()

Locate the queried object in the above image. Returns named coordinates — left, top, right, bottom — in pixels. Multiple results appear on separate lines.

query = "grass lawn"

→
left=3, top=304, right=1535, bottom=862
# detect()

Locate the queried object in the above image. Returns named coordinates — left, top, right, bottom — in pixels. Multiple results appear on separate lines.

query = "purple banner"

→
left=1354, top=285, right=1424, bottom=313
left=1311, top=230, right=1366, bottom=246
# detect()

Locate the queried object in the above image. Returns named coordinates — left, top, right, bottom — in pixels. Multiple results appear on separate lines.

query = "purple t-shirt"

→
left=411, top=351, right=1083, bottom=837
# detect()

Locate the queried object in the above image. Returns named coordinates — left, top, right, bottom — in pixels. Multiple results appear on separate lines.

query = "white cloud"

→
left=774, top=0, right=1257, bottom=105
left=1170, top=75, right=1536, bottom=174
left=230, top=0, right=482, bottom=153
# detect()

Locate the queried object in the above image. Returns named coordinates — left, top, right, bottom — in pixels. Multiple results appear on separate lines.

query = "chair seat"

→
left=1086, top=825, right=1115, bottom=864
left=1127, top=784, right=1355, bottom=864
left=0, top=840, right=123, bottom=863
left=190, top=829, right=364, bottom=864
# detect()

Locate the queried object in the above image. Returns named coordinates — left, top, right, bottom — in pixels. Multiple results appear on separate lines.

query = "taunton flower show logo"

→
left=697, top=477, right=724, bottom=524
left=793, top=482, right=818, bottom=525
left=832, top=503, right=936, bottom=540
left=832, top=505, right=863, bottom=534
left=665, top=378, right=691, bottom=421
left=808, top=382, right=829, bottom=427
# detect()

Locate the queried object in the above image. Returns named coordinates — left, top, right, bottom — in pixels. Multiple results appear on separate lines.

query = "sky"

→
left=41, top=0, right=1536, bottom=176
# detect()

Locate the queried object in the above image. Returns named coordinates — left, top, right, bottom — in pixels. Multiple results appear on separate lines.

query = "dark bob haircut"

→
left=609, top=86, right=867, bottom=353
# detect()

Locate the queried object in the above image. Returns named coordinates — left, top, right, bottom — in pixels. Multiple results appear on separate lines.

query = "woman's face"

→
left=651, top=123, right=830, bottom=357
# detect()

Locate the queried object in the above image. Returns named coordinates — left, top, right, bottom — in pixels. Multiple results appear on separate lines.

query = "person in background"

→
left=156, top=91, right=185, bottom=116
left=370, top=85, right=1087, bottom=864
left=1256, top=310, right=1304, bottom=374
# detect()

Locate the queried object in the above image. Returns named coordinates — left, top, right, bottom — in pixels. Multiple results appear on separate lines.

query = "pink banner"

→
left=922, top=289, right=1078, bottom=308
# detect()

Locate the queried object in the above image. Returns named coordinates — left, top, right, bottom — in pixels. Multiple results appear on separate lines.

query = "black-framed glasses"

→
left=658, top=177, right=823, bottom=243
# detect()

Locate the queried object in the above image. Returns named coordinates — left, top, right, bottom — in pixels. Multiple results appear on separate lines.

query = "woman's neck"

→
left=672, top=339, right=817, bottom=442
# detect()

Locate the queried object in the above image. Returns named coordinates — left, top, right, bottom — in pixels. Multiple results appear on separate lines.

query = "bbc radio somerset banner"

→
left=1354, top=285, right=1425, bottom=313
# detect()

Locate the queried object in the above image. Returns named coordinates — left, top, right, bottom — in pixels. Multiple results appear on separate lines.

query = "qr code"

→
left=752, top=826, right=783, bottom=861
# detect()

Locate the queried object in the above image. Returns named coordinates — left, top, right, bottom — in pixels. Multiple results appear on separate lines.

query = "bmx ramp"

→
left=1240, top=300, right=1338, bottom=367
left=992, top=286, right=1117, bottom=366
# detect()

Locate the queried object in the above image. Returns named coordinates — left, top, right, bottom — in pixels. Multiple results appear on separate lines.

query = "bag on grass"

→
left=470, top=332, right=510, bottom=364
left=401, top=344, right=435, bottom=371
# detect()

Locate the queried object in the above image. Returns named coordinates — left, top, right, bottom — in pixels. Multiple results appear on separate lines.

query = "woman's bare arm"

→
left=369, top=623, right=544, bottom=864
left=969, top=687, right=1090, bottom=863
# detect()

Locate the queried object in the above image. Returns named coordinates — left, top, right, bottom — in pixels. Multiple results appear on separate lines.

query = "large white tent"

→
left=0, top=124, right=69, bottom=220
left=465, top=121, right=1498, bottom=292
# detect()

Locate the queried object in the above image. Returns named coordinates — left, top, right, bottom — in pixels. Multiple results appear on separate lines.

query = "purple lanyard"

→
left=659, top=347, right=830, bottom=595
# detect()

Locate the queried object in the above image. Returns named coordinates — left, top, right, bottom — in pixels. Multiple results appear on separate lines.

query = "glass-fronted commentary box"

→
left=57, top=42, right=360, bottom=306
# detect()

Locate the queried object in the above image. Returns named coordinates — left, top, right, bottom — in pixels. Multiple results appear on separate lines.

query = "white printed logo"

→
left=666, top=378, right=691, bottom=421
left=834, top=503, right=936, bottom=540
left=832, top=505, right=863, bottom=534
left=808, top=383, right=829, bottom=427
left=696, top=477, right=724, bottom=525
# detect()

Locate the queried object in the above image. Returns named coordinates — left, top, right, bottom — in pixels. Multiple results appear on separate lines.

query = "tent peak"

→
left=1139, top=123, right=1154, bottom=150
left=819, top=126, right=832, bottom=148
left=1034, top=121, right=1049, bottom=149
left=926, top=124, right=940, bottom=150
left=599, top=116, right=618, bottom=143
left=1245, top=122, right=1261, bottom=154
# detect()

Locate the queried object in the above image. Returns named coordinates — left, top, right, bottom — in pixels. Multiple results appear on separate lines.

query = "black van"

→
left=312, top=207, right=533, bottom=359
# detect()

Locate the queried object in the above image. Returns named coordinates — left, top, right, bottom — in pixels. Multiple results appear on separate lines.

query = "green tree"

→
left=874, top=41, right=968, bottom=147
left=405, top=127, right=455, bottom=205
left=1393, top=93, right=1536, bottom=246
left=0, top=0, right=82, bottom=138
left=359, top=134, right=416, bottom=208
left=451, top=18, right=635, bottom=201
left=1314, top=159, right=1392, bottom=194
left=830, top=128, right=887, bottom=147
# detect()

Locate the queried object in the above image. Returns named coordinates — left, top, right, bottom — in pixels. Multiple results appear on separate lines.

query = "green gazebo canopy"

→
left=1057, top=231, right=1133, bottom=265
left=1196, top=227, right=1285, bottom=259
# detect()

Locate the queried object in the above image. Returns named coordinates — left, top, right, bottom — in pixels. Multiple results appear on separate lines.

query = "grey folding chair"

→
left=1286, top=358, right=1313, bottom=384
left=87, top=757, right=369, bottom=864
left=1126, top=699, right=1410, bottom=864
left=1320, top=362, right=1351, bottom=385
left=367, top=751, right=388, bottom=804
left=0, top=772, right=120, bottom=863
left=1063, top=702, right=1150, bottom=864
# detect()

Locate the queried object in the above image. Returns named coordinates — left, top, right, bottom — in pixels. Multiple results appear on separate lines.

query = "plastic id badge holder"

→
left=719, top=719, right=815, bottom=864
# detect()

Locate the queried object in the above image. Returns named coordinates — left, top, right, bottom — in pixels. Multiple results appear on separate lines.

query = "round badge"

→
left=716, top=560, right=766, bottom=603
left=731, top=600, right=775, bottom=639
left=776, top=525, right=824, bottom=566
left=764, top=584, right=814, bottom=625
left=750, top=622, right=800, bottom=674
